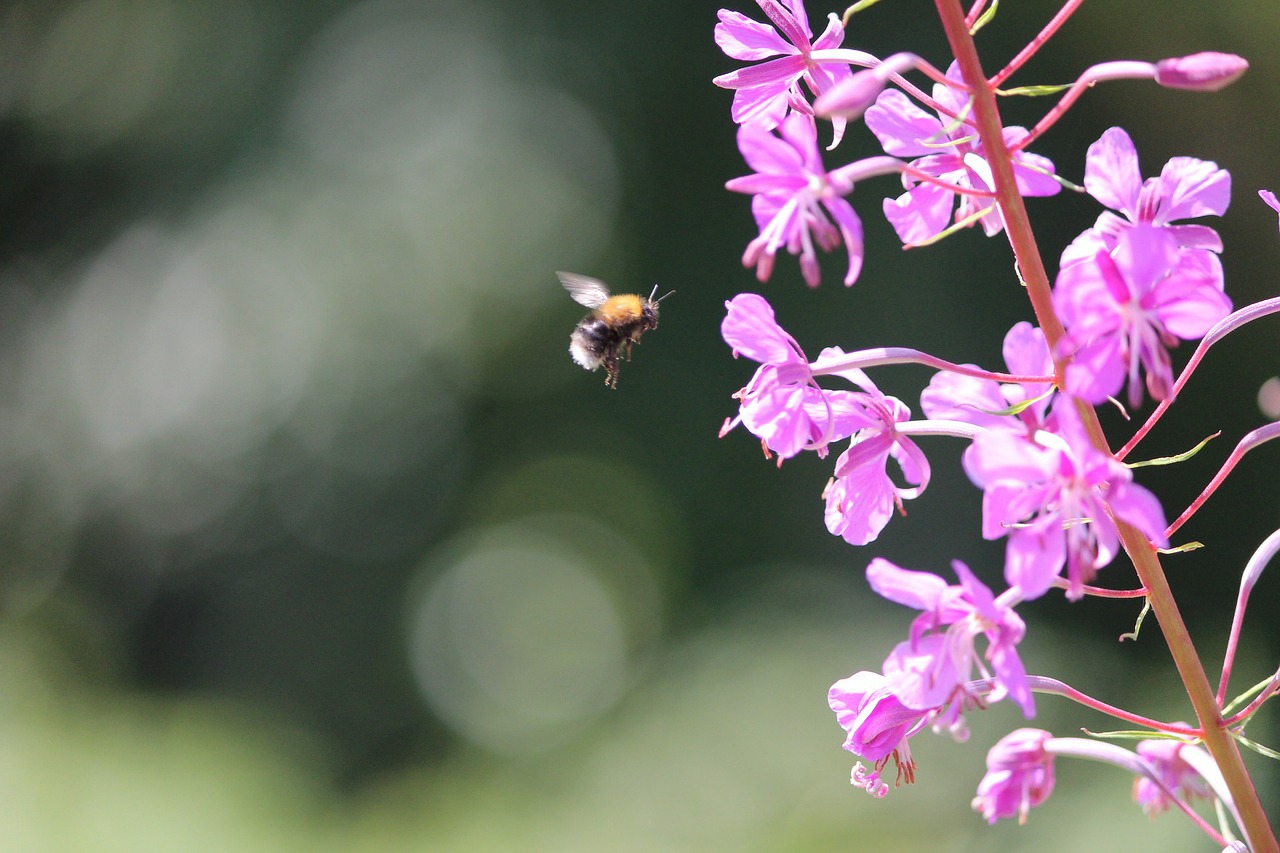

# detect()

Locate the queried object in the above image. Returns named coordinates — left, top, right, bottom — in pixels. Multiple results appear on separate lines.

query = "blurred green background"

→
left=0, top=0, right=1276, bottom=849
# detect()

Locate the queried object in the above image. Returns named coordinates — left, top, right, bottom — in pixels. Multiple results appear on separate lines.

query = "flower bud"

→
left=1155, top=52, right=1248, bottom=92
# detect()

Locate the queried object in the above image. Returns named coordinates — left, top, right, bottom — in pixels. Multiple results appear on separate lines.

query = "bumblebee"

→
left=557, top=271, right=672, bottom=388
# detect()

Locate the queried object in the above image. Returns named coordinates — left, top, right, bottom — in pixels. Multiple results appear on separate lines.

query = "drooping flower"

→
left=1072, top=126, right=1229, bottom=259
left=920, top=321, right=1054, bottom=435
left=828, top=670, right=932, bottom=797
left=868, top=558, right=1034, bottom=717
left=972, top=728, right=1056, bottom=825
left=726, top=112, right=865, bottom=286
left=1133, top=738, right=1214, bottom=816
left=822, top=368, right=929, bottom=545
left=962, top=403, right=1169, bottom=600
left=712, top=0, right=853, bottom=142
left=720, top=293, right=869, bottom=459
left=864, top=63, right=1060, bottom=244
left=1054, top=223, right=1232, bottom=407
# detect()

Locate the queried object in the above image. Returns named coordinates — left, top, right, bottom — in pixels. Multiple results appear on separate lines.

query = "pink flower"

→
left=972, top=728, right=1056, bottom=825
left=920, top=322, right=1054, bottom=434
left=1133, top=738, right=1213, bottom=816
left=726, top=113, right=865, bottom=286
left=822, top=371, right=929, bottom=545
left=720, top=293, right=869, bottom=459
left=712, top=0, right=852, bottom=142
left=1074, top=126, right=1229, bottom=258
left=1054, top=223, right=1231, bottom=407
left=963, top=404, right=1169, bottom=600
left=828, top=670, right=931, bottom=797
left=868, top=558, right=1034, bottom=718
left=864, top=63, right=1059, bottom=244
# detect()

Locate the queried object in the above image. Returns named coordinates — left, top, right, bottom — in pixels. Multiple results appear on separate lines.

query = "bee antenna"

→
left=651, top=286, right=675, bottom=303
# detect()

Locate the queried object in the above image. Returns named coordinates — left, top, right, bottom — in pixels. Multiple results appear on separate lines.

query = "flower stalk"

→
left=933, top=0, right=1276, bottom=847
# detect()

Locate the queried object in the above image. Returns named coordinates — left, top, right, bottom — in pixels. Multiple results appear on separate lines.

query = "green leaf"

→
left=1080, top=728, right=1184, bottom=742
left=996, top=83, right=1072, bottom=97
left=1223, top=676, right=1273, bottom=716
left=971, top=388, right=1054, bottom=418
left=1127, top=432, right=1220, bottom=468
left=842, top=0, right=885, bottom=25
left=1156, top=541, right=1204, bottom=555
left=1119, top=599, right=1152, bottom=643
left=1235, top=733, right=1280, bottom=761
left=969, top=0, right=998, bottom=35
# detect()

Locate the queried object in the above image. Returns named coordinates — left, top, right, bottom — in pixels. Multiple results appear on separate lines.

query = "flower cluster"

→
left=711, top=1, right=1280, bottom=848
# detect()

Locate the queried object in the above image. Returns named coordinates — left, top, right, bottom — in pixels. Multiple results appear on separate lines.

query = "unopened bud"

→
left=1154, top=52, right=1248, bottom=92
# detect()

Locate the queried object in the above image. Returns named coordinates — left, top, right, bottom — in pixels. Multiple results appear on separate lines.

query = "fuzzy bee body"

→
left=557, top=272, right=670, bottom=388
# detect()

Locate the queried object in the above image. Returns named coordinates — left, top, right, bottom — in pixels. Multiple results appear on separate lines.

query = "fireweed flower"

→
left=727, top=112, right=866, bottom=286
left=920, top=322, right=1054, bottom=435
left=712, top=0, right=854, bottom=141
left=867, top=558, right=1034, bottom=717
left=822, top=370, right=929, bottom=546
left=828, top=670, right=932, bottom=797
left=972, top=728, right=1056, bottom=825
left=720, top=293, right=869, bottom=459
left=1133, top=738, right=1213, bottom=816
left=864, top=63, right=1060, bottom=244
left=1054, top=223, right=1232, bottom=407
left=1073, top=126, right=1230, bottom=258
left=963, top=404, right=1169, bottom=601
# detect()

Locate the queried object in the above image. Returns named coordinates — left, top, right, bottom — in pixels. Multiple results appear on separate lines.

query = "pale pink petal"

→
left=1157, top=156, right=1230, bottom=222
left=865, top=558, right=947, bottom=610
left=714, top=9, right=794, bottom=61
left=865, top=89, right=942, bottom=158
left=882, top=182, right=954, bottom=244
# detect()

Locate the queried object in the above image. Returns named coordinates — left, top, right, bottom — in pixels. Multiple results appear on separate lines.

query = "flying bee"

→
left=557, top=271, right=673, bottom=388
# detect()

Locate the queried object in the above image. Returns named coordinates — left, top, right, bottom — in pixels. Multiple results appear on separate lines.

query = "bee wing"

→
left=557, top=271, right=611, bottom=309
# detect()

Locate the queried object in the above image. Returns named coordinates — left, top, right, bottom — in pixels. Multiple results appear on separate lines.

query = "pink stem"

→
left=1166, top=422, right=1280, bottom=538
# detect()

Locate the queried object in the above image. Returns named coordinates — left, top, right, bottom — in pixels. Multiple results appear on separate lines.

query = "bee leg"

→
left=604, top=353, right=620, bottom=388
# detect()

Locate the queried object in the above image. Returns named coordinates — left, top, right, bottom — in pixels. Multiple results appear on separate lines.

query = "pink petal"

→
left=1005, top=518, right=1066, bottom=600
left=865, top=89, right=943, bottom=158
left=1062, top=334, right=1126, bottom=403
left=1084, top=127, right=1142, bottom=217
left=721, top=293, right=804, bottom=364
left=866, top=558, right=947, bottom=610
left=882, top=182, right=954, bottom=244
left=714, top=9, right=794, bottom=61
left=733, top=121, right=805, bottom=179
left=883, top=633, right=961, bottom=709
left=1158, top=156, right=1230, bottom=222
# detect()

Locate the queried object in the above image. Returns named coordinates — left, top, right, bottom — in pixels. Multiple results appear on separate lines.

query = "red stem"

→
left=990, top=0, right=1090, bottom=88
left=932, top=0, right=1277, bottom=847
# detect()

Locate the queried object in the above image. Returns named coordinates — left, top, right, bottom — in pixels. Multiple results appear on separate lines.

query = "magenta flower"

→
left=1078, top=126, right=1229, bottom=255
left=712, top=0, right=853, bottom=141
left=920, top=322, right=1054, bottom=434
left=720, top=293, right=869, bottom=459
left=822, top=371, right=929, bottom=546
left=1133, top=738, right=1213, bottom=816
left=1054, top=223, right=1231, bottom=407
left=963, top=404, right=1169, bottom=601
left=727, top=112, right=865, bottom=286
left=864, top=63, right=1060, bottom=244
left=867, top=558, right=1034, bottom=718
left=972, top=728, right=1056, bottom=825
left=828, top=670, right=931, bottom=797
